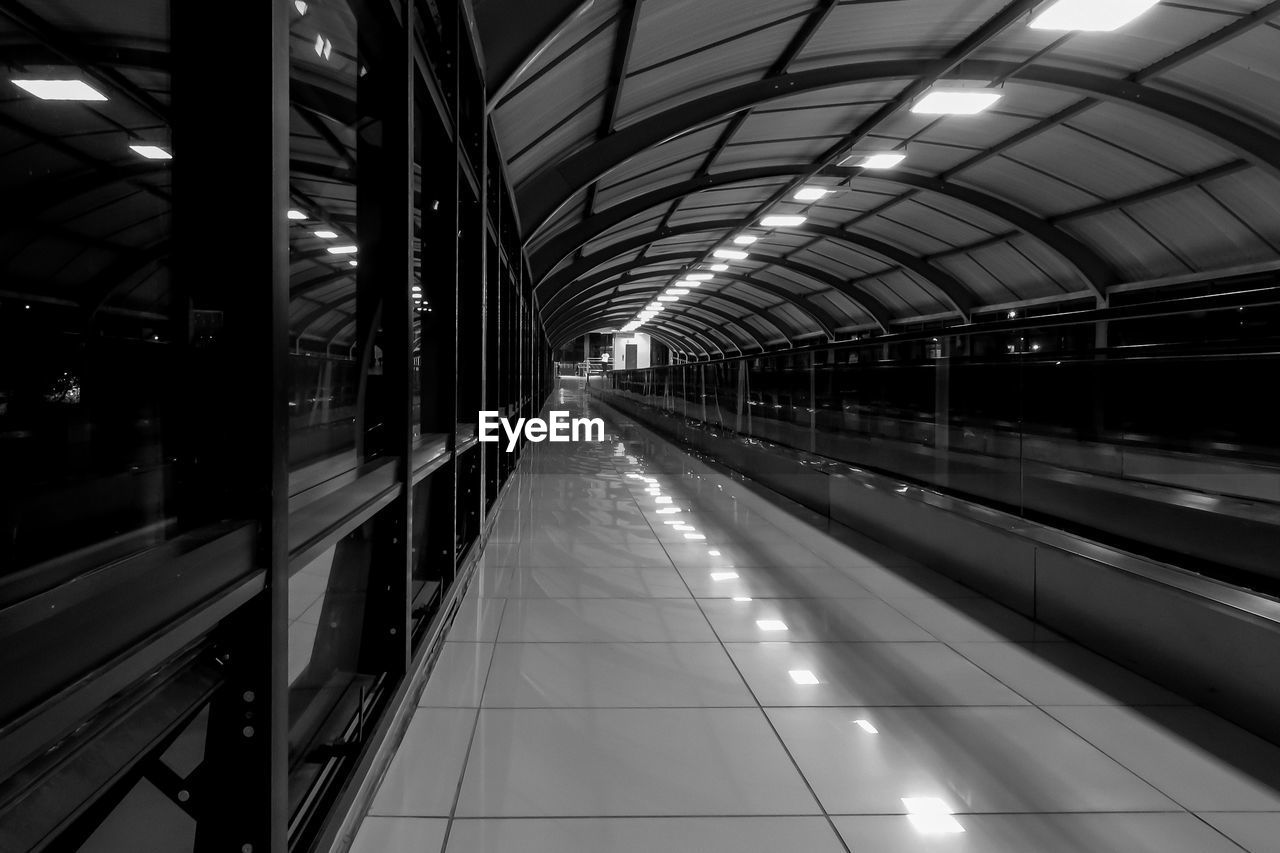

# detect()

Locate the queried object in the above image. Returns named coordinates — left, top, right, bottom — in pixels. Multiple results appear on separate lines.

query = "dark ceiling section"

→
left=482, top=0, right=1280, bottom=352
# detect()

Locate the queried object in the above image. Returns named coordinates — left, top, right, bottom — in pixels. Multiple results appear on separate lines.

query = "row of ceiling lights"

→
left=10, top=79, right=172, bottom=160
left=616, top=0, right=1162, bottom=339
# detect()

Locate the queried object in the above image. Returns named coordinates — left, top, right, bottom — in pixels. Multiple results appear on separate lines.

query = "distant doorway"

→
left=625, top=344, right=637, bottom=370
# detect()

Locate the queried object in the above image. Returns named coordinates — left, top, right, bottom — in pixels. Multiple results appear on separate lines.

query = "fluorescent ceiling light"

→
left=646, top=303, right=664, bottom=311
left=673, top=524, right=696, bottom=531
left=756, top=619, right=788, bottom=632
left=654, top=496, right=672, bottom=504
left=794, top=186, right=833, bottom=202
left=733, top=235, right=758, bottom=246
left=129, top=144, right=172, bottom=160
left=327, top=245, right=357, bottom=254
left=657, top=295, right=679, bottom=302
left=13, top=79, right=107, bottom=101
left=789, top=670, right=820, bottom=685
left=656, top=507, right=681, bottom=514
left=901, top=798, right=964, bottom=834
left=855, top=152, right=907, bottom=170
left=314, top=230, right=338, bottom=239
left=760, top=215, right=806, bottom=228
left=348, top=260, right=358, bottom=267
left=294, top=0, right=308, bottom=13
left=412, top=285, right=422, bottom=292
left=686, top=273, right=714, bottom=281
left=667, top=288, right=690, bottom=296
left=1030, top=0, right=1159, bottom=31
left=714, top=249, right=749, bottom=260
left=709, top=264, right=730, bottom=272
left=912, top=88, right=1002, bottom=115
left=708, top=550, right=721, bottom=556
left=676, top=281, right=702, bottom=288
left=710, top=572, right=739, bottom=581
left=684, top=533, right=706, bottom=540
left=733, top=596, right=753, bottom=602
left=287, top=209, right=308, bottom=220
left=853, top=719, right=879, bottom=734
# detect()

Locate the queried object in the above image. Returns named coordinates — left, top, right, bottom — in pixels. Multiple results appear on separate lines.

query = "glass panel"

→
left=0, top=0, right=176, bottom=584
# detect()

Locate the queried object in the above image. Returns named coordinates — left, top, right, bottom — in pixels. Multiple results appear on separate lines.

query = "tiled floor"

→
left=352, top=379, right=1280, bottom=852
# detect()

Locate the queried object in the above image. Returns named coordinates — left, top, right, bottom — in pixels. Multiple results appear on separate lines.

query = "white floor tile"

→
left=726, top=642, right=1027, bottom=707
left=350, top=817, right=447, bottom=853
left=767, top=706, right=1175, bottom=814
left=474, top=564, right=691, bottom=598
left=455, top=708, right=820, bottom=816
left=446, top=596, right=505, bottom=643
left=419, top=643, right=494, bottom=707
left=369, top=708, right=478, bottom=817
left=478, top=539, right=675, bottom=569
left=886, top=597, right=1061, bottom=642
left=1045, top=706, right=1280, bottom=811
left=445, top=817, right=846, bottom=853
left=496, top=598, right=716, bottom=643
left=1197, top=812, right=1280, bottom=853
left=699, top=597, right=933, bottom=642
left=833, top=813, right=1245, bottom=852
left=952, top=643, right=1187, bottom=706
left=677, top=565, right=873, bottom=599
left=482, top=642, right=754, bottom=707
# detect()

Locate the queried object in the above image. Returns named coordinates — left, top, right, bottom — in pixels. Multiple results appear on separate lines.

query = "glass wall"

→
left=0, top=1, right=553, bottom=850
left=604, top=293, right=1280, bottom=596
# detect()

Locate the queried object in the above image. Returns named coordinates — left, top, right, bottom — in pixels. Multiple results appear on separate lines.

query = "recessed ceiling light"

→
left=327, top=245, right=357, bottom=254
left=673, top=524, right=696, bottom=531
left=667, top=288, right=690, bottom=296
left=714, top=249, right=749, bottom=260
left=760, top=215, right=806, bottom=228
left=13, top=79, right=107, bottom=101
left=854, top=152, right=907, bottom=169
left=656, top=507, right=681, bottom=514
left=287, top=209, right=308, bottom=220
left=314, top=230, right=338, bottom=239
left=794, top=186, right=833, bottom=202
left=684, top=533, right=706, bottom=540
left=708, top=550, right=721, bottom=556
left=901, top=798, right=964, bottom=834
left=709, top=264, right=730, bottom=272
left=294, top=0, right=308, bottom=13
left=677, top=280, right=702, bottom=288
left=756, top=619, right=788, bottom=632
left=657, top=295, right=679, bottom=302
left=733, top=235, right=758, bottom=246
left=349, top=260, right=358, bottom=267
left=789, top=670, right=820, bottom=685
left=853, top=719, right=879, bottom=734
left=686, top=273, right=714, bottom=281
left=1030, top=0, right=1159, bottom=31
left=912, top=88, right=1002, bottom=115
left=646, top=303, right=664, bottom=311
left=129, top=144, right=172, bottom=160
left=655, top=496, right=672, bottom=504
left=411, top=285, right=422, bottom=292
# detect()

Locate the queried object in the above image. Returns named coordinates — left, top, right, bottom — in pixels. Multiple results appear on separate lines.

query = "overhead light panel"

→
left=733, top=235, right=758, bottom=246
left=129, top=144, right=172, bottom=160
left=760, top=215, right=806, bottom=228
left=646, top=303, right=664, bottom=311
left=686, top=273, right=714, bottom=281
left=714, top=249, right=749, bottom=260
left=666, top=288, right=690, bottom=296
left=709, top=264, right=730, bottom=272
left=657, top=295, right=679, bottom=302
left=1030, top=0, right=1159, bottom=31
left=794, top=186, right=833, bottom=202
left=349, top=260, right=358, bottom=267
left=13, top=79, right=107, bottom=101
left=846, top=152, right=906, bottom=170
left=327, top=245, right=357, bottom=254
left=287, top=209, right=308, bottom=220
left=294, top=0, right=308, bottom=13
left=912, top=88, right=1002, bottom=115
left=677, top=280, right=702, bottom=288
left=314, top=230, right=338, bottom=239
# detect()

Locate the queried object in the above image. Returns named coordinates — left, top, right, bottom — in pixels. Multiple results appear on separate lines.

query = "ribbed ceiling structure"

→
left=476, top=0, right=1280, bottom=358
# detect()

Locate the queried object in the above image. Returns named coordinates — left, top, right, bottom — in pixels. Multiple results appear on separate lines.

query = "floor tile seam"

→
left=943, top=639, right=1186, bottom=707
left=439, top=596, right=510, bottom=852
left=1015, top=703, right=1206, bottom=817
left=435, top=808, right=1217, bottom=819
left=626, top=446, right=854, bottom=853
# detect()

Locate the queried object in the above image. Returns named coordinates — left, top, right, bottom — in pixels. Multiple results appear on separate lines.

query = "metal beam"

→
left=517, top=59, right=1280, bottom=236
left=541, top=250, right=896, bottom=332
left=541, top=219, right=972, bottom=319
left=530, top=165, right=1114, bottom=293
left=543, top=267, right=840, bottom=339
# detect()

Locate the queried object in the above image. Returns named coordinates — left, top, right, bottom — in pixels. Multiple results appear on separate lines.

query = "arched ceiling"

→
left=478, top=0, right=1280, bottom=352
